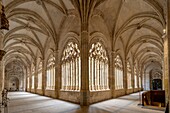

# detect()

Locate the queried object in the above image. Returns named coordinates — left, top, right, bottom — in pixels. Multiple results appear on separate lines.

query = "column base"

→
left=80, top=90, right=90, bottom=106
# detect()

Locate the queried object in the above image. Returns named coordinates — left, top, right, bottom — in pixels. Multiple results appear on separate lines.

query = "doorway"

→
left=9, top=77, right=19, bottom=91
left=152, top=79, right=162, bottom=90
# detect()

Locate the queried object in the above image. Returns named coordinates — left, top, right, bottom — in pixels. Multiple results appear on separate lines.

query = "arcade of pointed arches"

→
left=27, top=41, right=142, bottom=92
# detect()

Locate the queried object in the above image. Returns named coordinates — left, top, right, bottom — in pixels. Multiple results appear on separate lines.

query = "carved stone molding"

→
left=0, top=5, right=9, bottom=30
left=0, top=50, right=6, bottom=61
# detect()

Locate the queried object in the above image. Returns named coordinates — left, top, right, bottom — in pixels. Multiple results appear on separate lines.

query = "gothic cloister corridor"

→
left=7, top=92, right=163, bottom=113
left=1, top=0, right=170, bottom=112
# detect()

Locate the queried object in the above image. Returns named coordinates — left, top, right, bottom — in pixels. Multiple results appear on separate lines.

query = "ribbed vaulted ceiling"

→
left=2, top=0, right=165, bottom=73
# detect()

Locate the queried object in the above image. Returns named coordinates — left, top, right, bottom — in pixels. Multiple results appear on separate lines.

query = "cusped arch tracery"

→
left=114, top=54, right=123, bottom=90
left=61, top=42, right=81, bottom=91
left=89, top=42, right=109, bottom=91
left=46, top=54, right=55, bottom=90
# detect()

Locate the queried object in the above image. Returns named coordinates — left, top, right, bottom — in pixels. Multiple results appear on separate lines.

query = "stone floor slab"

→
left=7, top=92, right=164, bottom=113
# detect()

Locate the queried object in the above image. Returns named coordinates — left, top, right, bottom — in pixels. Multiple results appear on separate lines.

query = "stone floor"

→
left=6, top=92, right=164, bottom=113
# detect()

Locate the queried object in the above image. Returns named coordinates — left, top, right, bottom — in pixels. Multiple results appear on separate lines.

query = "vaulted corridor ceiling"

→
left=2, top=0, right=165, bottom=71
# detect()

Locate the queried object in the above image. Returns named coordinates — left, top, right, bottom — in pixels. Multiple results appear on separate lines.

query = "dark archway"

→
left=9, top=77, right=19, bottom=91
left=152, top=79, right=162, bottom=90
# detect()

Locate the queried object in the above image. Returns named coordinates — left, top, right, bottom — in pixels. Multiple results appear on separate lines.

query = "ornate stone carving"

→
left=35, top=0, right=42, bottom=5
left=0, top=5, right=9, bottom=30
left=0, top=50, right=6, bottom=61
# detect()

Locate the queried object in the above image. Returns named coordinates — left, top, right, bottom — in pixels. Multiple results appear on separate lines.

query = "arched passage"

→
left=8, top=76, right=19, bottom=91
left=5, top=60, right=26, bottom=91
left=152, top=79, right=162, bottom=90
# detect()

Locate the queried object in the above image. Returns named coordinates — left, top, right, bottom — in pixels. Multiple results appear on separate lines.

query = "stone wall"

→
left=26, top=87, right=30, bottom=92
left=27, top=88, right=141, bottom=104
left=45, top=90, right=56, bottom=98
left=36, top=89, right=43, bottom=95
left=134, top=88, right=140, bottom=92
left=31, top=89, right=35, bottom=93
left=115, top=89, right=126, bottom=97
left=90, top=90, right=112, bottom=104
left=126, top=89, right=133, bottom=94
left=59, top=91, right=80, bottom=104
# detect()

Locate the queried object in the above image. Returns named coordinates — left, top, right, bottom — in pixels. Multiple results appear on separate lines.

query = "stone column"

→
left=55, top=50, right=60, bottom=98
left=167, top=0, right=170, bottom=107
left=31, top=64, right=38, bottom=93
left=131, top=63, right=135, bottom=92
left=143, top=67, right=146, bottom=90
left=164, top=34, right=169, bottom=105
left=140, top=69, right=143, bottom=90
left=162, top=61, right=165, bottom=90
left=164, top=0, right=170, bottom=108
left=23, top=69, right=26, bottom=91
left=25, top=69, right=28, bottom=91
left=0, top=32, right=6, bottom=102
left=42, top=59, right=46, bottom=95
left=110, top=52, right=115, bottom=98
left=80, top=22, right=90, bottom=106
left=34, top=67, right=38, bottom=93
left=132, top=62, right=135, bottom=92
left=29, top=68, right=32, bottom=92
left=0, top=60, right=4, bottom=100
left=136, top=66, right=139, bottom=91
left=124, top=60, right=128, bottom=94
left=29, top=69, right=31, bottom=92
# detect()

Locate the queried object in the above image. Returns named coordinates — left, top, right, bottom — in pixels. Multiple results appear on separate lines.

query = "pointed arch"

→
left=89, top=42, right=109, bottom=91
left=115, top=54, right=123, bottom=89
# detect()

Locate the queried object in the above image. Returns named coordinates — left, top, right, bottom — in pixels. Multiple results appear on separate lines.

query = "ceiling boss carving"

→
left=36, top=0, right=42, bottom=5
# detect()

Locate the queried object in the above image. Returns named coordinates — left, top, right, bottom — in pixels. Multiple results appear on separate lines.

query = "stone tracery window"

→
left=37, top=61, right=42, bottom=89
left=61, top=42, right=81, bottom=91
left=46, top=55, right=55, bottom=90
left=31, top=65, right=35, bottom=89
left=89, top=42, right=109, bottom=91
left=115, top=55, right=123, bottom=89
left=127, top=62, right=132, bottom=89
left=134, top=67, right=138, bottom=88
